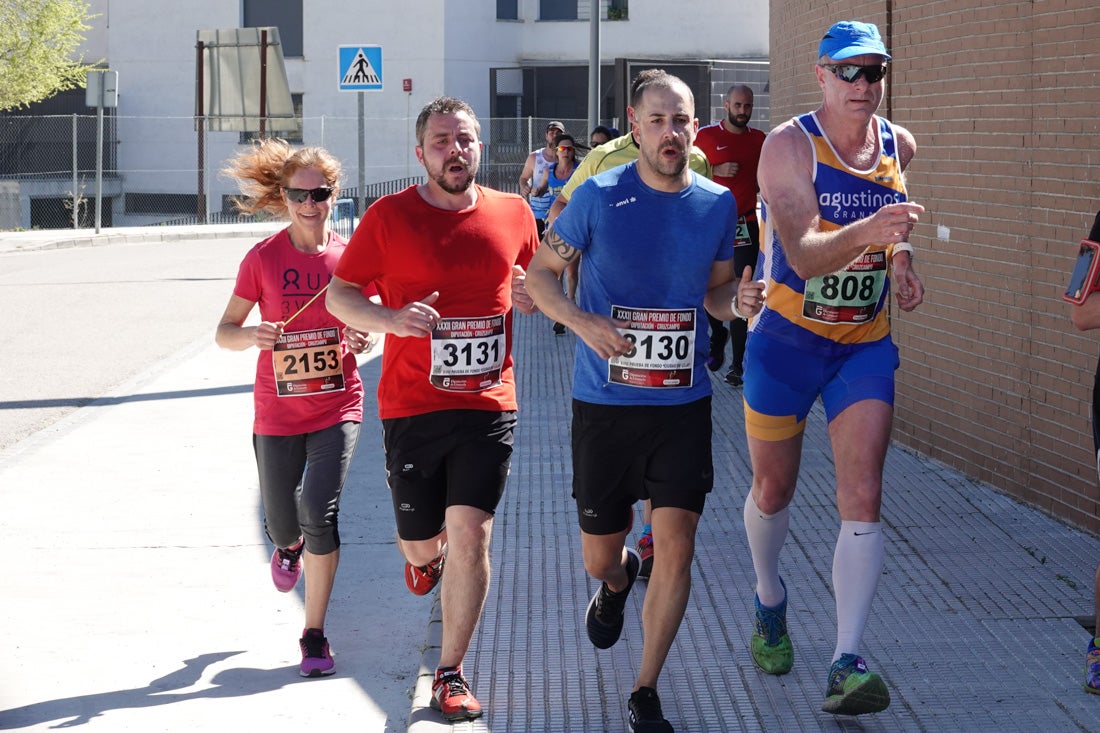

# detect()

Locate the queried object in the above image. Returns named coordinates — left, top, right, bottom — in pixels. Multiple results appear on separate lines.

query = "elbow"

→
left=702, top=292, right=722, bottom=319
left=214, top=324, right=232, bottom=349
left=1070, top=307, right=1090, bottom=332
left=778, top=242, right=814, bottom=279
left=324, top=288, right=346, bottom=320
left=785, top=246, right=832, bottom=280
left=786, top=254, right=815, bottom=281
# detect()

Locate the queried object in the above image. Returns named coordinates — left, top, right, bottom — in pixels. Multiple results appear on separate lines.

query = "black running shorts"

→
left=571, top=397, right=713, bottom=535
left=382, top=409, right=516, bottom=541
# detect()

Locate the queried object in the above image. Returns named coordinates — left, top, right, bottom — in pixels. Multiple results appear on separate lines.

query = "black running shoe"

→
left=706, top=327, right=728, bottom=372
left=585, top=547, right=640, bottom=649
left=628, top=687, right=674, bottom=732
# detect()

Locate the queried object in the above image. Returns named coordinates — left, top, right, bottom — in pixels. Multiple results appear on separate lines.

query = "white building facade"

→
left=3, top=0, right=768, bottom=228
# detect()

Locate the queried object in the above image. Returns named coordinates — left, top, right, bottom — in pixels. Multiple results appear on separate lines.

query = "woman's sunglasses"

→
left=283, top=186, right=334, bottom=204
left=819, top=63, right=888, bottom=85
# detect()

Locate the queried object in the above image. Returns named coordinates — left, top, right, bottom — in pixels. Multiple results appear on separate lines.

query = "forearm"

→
left=526, top=264, right=582, bottom=326
left=546, top=195, right=567, bottom=226
left=786, top=223, right=874, bottom=279
left=326, top=278, right=396, bottom=334
left=704, top=280, right=739, bottom=322
left=1071, top=291, right=1100, bottom=331
left=215, top=322, right=259, bottom=351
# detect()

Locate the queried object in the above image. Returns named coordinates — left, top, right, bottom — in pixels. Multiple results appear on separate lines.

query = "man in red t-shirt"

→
left=694, top=84, right=767, bottom=386
left=327, top=96, right=538, bottom=724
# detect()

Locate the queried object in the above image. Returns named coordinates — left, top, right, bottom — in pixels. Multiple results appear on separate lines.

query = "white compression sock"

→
left=743, top=493, right=790, bottom=608
left=832, top=520, right=885, bottom=663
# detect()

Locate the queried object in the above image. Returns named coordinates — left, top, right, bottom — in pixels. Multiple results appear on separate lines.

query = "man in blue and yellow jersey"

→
left=740, top=20, right=925, bottom=717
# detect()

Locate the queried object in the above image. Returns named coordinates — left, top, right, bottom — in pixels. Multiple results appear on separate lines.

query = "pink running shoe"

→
left=299, top=628, right=335, bottom=677
left=271, top=537, right=304, bottom=592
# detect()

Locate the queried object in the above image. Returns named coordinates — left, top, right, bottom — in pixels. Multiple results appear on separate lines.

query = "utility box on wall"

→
left=0, top=181, right=20, bottom=230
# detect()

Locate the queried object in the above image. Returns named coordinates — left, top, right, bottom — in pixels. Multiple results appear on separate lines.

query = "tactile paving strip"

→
left=409, top=315, right=1100, bottom=733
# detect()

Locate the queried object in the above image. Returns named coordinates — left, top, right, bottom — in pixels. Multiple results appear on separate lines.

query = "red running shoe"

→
left=636, top=531, right=654, bottom=581
left=430, top=668, right=483, bottom=721
left=405, top=551, right=445, bottom=596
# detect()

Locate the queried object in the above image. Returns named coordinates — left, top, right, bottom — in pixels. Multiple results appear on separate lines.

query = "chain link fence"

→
left=0, top=114, right=606, bottom=231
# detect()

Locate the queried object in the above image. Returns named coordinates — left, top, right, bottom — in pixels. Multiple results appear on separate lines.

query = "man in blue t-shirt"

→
left=524, top=69, right=765, bottom=733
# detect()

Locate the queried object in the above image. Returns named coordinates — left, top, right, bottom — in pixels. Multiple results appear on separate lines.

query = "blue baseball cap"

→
left=818, top=21, right=891, bottom=61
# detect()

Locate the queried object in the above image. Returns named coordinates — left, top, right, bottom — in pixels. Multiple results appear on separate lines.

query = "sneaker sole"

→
left=299, top=665, right=335, bottom=678
left=821, top=673, right=890, bottom=715
left=429, top=697, right=483, bottom=721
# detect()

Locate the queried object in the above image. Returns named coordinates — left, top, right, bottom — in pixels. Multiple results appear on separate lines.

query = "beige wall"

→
left=769, top=1, right=1100, bottom=534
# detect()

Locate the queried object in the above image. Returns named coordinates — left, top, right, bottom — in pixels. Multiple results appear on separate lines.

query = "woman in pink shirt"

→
left=215, top=139, right=375, bottom=678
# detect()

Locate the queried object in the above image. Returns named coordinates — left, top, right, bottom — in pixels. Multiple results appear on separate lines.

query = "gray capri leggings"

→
left=253, top=420, right=361, bottom=555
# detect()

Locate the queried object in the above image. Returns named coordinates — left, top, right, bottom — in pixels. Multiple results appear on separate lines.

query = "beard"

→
left=427, top=156, right=478, bottom=194
left=641, top=142, right=688, bottom=179
left=727, top=112, right=749, bottom=129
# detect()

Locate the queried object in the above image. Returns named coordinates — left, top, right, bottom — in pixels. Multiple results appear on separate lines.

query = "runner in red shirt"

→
left=327, top=97, right=538, bottom=724
left=694, top=84, right=767, bottom=386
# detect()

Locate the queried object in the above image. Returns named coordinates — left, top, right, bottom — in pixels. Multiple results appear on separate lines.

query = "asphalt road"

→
left=0, top=235, right=257, bottom=452
left=0, top=229, right=427, bottom=733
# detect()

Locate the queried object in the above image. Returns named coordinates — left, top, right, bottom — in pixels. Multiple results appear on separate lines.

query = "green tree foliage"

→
left=0, top=0, right=97, bottom=111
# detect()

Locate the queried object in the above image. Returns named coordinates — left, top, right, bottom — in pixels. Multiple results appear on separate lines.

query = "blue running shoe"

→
left=821, top=653, right=890, bottom=715
left=751, top=578, right=793, bottom=675
left=1086, top=638, right=1100, bottom=694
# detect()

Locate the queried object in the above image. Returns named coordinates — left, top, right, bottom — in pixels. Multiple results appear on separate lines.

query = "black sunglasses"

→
left=819, top=63, right=888, bottom=84
left=283, top=186, right=334, bottom=204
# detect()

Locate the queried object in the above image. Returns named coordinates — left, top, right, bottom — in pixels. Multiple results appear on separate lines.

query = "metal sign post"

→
left=338, top=45, right=383, bottom=218
left=358, top=92, right=366, bottom=218
left=86, top=70, right=118, bottom=233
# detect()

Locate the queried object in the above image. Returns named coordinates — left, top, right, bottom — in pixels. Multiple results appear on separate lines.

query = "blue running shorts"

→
left=742, top=334, right=899, bottom=441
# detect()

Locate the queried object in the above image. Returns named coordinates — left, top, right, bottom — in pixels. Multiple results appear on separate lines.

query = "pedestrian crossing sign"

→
left=338, top=45, right=383, bottom=92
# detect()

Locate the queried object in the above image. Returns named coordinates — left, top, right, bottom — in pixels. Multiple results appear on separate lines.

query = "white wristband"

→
left=732, top=295, right=749, bottom=321
left=891, top=241, right=914, bottom=259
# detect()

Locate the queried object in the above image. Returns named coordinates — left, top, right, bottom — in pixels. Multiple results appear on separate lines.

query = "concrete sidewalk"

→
left=409, top=315, right=1100, bottom=732
left=0, top=223, right=283, bottom=254
left=0, top=335, right=426, bottom=732
left=3, top=227, right=1100, bottom=732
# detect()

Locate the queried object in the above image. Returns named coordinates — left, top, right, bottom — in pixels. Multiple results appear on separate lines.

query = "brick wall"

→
left=769, top=1, right=1100, bottom=534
